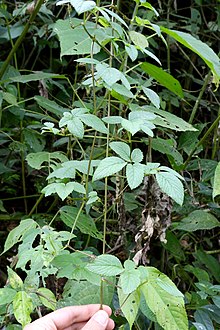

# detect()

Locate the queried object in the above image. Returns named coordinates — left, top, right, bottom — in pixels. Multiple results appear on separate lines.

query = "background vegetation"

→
left=0, top=0, right=220, bottom=329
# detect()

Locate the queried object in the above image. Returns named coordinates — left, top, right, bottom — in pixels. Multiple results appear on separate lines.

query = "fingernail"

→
left=93, top=310, right=108, bottom=326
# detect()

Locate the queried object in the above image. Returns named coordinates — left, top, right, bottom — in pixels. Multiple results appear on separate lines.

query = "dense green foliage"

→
left=0, top=0, right=220, bottom=329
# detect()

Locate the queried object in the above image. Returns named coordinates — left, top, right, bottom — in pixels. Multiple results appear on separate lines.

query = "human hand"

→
left=24, top=304, right=115, bottom=330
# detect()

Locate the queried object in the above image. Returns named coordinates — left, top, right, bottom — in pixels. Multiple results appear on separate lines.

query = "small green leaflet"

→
left=59, top=108, right=108, bottom=138
left=131, top=148, right=143, bottom=162
left=13, top=291, right=33, bottom=327
left=93, top=157, right=127, bottom=181
left=161, top=27, right=220, bottom=79
left=42, top=182, right=86, bottom=200
left=126, top=163, right=145, bottom=189
left=120, top=260, right=141, bottom=294
left=156, top=171, right=184, bottom=205
left=7, top=268, right=23, bottom=290
left=141, top=62, right=184, bottom=98
left=125, top=44, right=138, bottom=62
left=0, top=288, right=16, bottom=305
left=86, top=254, right=124, bottom=276
left=34, top=96, right=68, bottom=118
left=142, top=86, right=160, bottom=109
left=213, top=162, right=220, bottom=199
left=175, top=210, right=220, bottom=232
left=37, top=288, right=56, bottom=310
left=110, top=142, right=131, bottom=161
left=129, top=31, right=149, bottom=49
left=57, top=0, right=96, bottom=15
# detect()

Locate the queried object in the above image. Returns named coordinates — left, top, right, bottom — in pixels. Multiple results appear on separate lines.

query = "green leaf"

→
left=112, top=83, right=134, bottom=98
left=131, top=148, right=143, bottom=163
left=126, top=163, right=145, bottom=189
left=13, top=291, right=33, bottom=327
left=10, top=72, right=62, bottom=83
left=34, top=96, right=68, bottom=117
left=59, top=278, right=114, bottom=307
left=120, top=261, right=141, bottom=294
left=129, top=31, right=149, bottom=49
left=93, top=157, right=127, bottom=181
left=147, top=137, right=183, bottom=166
left=57, top=0, right=96, bottom=15
left=141, top=63, right=184, bottom=98
left=96, top=63, right=122, bottom=86
left=37, top=288, right=56, bottom=310
left=60, top=206, right=103, bottom=240
left=141, top=281, right=188, bottom=330
left=161, top=27, right=220, bottom=79
left=194, top=250, right=220, bottom=283
left=117, top=282, right=140, bottom=329
left=102, top=116, right=122, bottom=124
left=142, top=86, right=160, bottom=109
left=86, top=254, right=124, bottom=276
left=110, top=142, right=131, bottom=161
left=176, top=210, right=220, bottom=232
left=26, top=151, right=68, bottom=170
left=213, top=162, right=220, bottom=199
left=0, top=288, right=17, bottom=305
left=67, top=117, right=85, bottom=138
left=125, top=44, right=138, bottom=62
left=3, top=92, right=17, bottom=105
left=54, top=18, right=111, bottom=57
left=80, top=114, right=108, bottom=134
left=156, top=172, right=184, bottom=205
left=3, top=219, right=37, bottom=254
left=7, top=268, right=23, bottom=290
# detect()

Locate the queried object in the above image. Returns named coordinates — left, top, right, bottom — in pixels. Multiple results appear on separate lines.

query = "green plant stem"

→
left=183, top=111, right=220, bottom=169
left=28, top=193, right=44, bottom=217
left=1, top=194, right=40, bottom=201
left=67, top=201, right=85, bottom=246
left=0, top=0, right=44, bottom=80
left=188, top=71, right=211, bottom=124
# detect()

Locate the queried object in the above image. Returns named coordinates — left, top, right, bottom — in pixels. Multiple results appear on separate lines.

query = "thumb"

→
left=82, top=310, right=109, bottom=330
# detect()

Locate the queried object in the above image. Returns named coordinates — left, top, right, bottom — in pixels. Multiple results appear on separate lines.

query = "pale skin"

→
left=24, top=304, right=115, bottom=330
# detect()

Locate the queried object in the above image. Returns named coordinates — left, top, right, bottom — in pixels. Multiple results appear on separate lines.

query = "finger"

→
left=81, top=310, right=114, bottom=330
left=64, top=318, right=115, bottom=330
left=24, top=305, right=112, bottom=330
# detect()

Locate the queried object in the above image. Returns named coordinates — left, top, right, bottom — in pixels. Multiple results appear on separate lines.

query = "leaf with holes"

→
left=176, top=210, right=220, bottom=232
left=13, top=291, right=33, bottom=327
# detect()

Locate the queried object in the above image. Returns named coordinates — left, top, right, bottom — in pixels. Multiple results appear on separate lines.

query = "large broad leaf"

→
left=26, top=151, right=68, bottom=170
left=54, top=19, right=111, bottom=57
left=141, top=63, right=184, bottom=98
left=130, top=104, right=197, bottom=132
left=156, top=172, right=184, bottom=205
left=60, top=206, right=103, bottom=240
left=141, top=281, right=188, bottom=330
left=13, top=291, right=33, bottom=327
left=213, top=162, right=220, bottom=199
left=34, top=96, right=68, bottom=118
left=126, top=163, right=145, bottom=189
left=93, top=156, right=127, bottom=181
left=80, top=114, right=108, bottom=134
left=2, top=219, right=37, bottom=254
left=10, top=72, right=62, bottom=83
left=86, top=254, right=124, bottom=276
left=117, top=284, right=140, bottom=329
left=161, top=27, right=220, bottom=79
left=59, top=278, right=114, bottom=307
left=176, top=210, right=220, bottom=232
